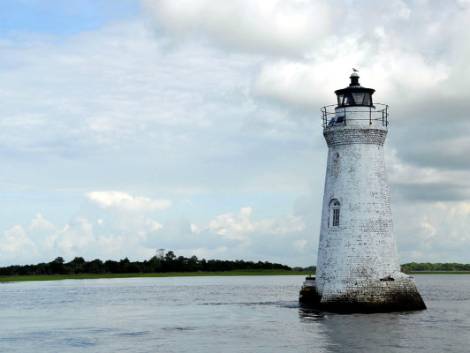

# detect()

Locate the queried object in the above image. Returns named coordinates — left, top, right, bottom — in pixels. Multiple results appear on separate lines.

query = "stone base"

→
left=299, top=285, right=321, bottom=306
left=299, top=276, right=426, bottom=313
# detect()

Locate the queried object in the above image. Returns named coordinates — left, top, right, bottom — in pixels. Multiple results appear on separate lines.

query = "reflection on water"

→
left=311, top=311, right=405, bottom=353
left=0, top=275, right=469, bottom=353
left=298, top=307, right=325, bottom=321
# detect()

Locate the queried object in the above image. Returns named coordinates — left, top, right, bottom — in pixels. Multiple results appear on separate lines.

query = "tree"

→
left=165, top=251, right=176, bottom=262
left=49, top=257, right=66, bottom=274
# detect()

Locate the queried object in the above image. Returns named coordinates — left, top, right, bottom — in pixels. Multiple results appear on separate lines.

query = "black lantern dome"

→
left=335, top=70, right=375, bottom=107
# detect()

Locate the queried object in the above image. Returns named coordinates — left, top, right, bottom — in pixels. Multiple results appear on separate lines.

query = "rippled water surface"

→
left=0, top=275, right=469, bottom=352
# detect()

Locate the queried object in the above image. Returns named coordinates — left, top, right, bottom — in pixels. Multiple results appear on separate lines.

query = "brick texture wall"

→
left=316, top=108, right=413, bottom=305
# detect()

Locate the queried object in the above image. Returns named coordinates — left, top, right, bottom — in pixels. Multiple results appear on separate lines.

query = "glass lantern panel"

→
left=352, top=92, right=365, bottom=105
left=337, top=94, right=344, bottom=106
left=343, top=94, right=354, bottom=106
left=363, top=93, right=371, bottom=106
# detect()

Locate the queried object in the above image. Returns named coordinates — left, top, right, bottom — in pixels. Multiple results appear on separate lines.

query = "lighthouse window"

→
left=333, top=208, right=340, bottom=226
left=329, top=199, right=340, bottom=227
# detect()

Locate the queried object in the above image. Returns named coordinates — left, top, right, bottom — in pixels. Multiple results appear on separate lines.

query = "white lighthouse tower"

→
left=300, top=71, right=425, bottom=312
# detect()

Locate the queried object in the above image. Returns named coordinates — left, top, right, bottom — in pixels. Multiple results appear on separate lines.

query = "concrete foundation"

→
left=299, top=275, right=425, bottom=313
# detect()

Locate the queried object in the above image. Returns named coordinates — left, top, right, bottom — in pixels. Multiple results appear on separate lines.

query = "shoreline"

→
left=0, top=270, right=311, bottom=283
left=1, top=270, right=470, bottom=283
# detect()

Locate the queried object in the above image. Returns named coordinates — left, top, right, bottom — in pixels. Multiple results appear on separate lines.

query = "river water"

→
left=0, top=275, right=468, bottom=353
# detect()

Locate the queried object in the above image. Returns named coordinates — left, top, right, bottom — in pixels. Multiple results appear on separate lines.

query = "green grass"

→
left=0, top=270, right=311, bottom=283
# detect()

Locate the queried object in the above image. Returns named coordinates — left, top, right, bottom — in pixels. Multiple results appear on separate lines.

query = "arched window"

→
left=329, top=199, right=340, bottom=227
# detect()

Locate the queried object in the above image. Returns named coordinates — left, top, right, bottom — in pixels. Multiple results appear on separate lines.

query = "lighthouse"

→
left=300, top=71, right=426, bottom=312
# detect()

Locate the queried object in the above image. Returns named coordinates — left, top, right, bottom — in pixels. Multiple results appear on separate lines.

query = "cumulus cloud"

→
left=254, top=34, right=449, bottom=109
left=208, top=207, right=255, bottom=240
left=29, top=213, right=56, bottom=232
left=0, top=225, right=37, bottom=258
left=0, top=212, right=157, bottom=265
left=206, top=206, right=305, bottom=241
left=143, top=0, right=333, bottom=55
left=48, top=218, right=95, bottom=257
left=0, top=204, right=312, bottom=266
left=86, top=191, right=171, bottom=211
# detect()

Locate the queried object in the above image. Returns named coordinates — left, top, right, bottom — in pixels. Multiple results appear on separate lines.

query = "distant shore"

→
left=407, top=271, right=470, bottom=275
left=1, top=270, right=470, bottom=283
left=0, top=270, right=311, bottom=283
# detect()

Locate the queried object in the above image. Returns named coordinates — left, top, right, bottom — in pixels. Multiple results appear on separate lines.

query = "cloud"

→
left=254, top=35, right=449, bottom=109
left=29, top=213, right=56, bottom=232
left=0, top=225, right=37, bottom=257
left=206, top=206, right=305, bottom=241
left=0, top=19, right=315, bottom=198
left=0, top=203, right=313, bottom=266
left=146, top=220, right=163, bottom=232
left=48, top=218, right=95, bottom=257
left=293, top=239, right=308, bottom=252
left=386, top=148, right=470, bottom=203
left=395, top=201, right=470, bottom=263
left=0, top=212, right=155, bottom=265
left=3, top=194, right=469, bottom=267
left=394, top=182, right=470, bottom=202
left=143, top=0, right=333, bottom=55
left=207, top=206, right=255, bottom=240
left=86, top=191, right=171, bottom=211
left=395, top=131, right=470, bottom=171
left=142, top=0, right=470, bottom=206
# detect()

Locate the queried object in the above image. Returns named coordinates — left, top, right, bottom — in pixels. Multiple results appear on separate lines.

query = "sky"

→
left=1, top=0, right=470, bottom=266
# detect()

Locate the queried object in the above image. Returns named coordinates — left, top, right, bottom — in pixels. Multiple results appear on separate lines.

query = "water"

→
left=0, top=275, right=469, bottom=353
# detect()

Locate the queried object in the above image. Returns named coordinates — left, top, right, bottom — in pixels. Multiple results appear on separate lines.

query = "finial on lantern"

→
left=350, top=68, right=360, bottom=86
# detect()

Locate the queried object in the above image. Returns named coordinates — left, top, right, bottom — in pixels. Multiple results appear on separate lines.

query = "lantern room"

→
left=334, top=70, right=375, bottom=107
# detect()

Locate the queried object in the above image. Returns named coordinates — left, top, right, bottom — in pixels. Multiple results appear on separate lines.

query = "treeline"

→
left=402, top=262, right=470, bottom=272
left=0, top=251, right=292, bottom=276
left=2, top=256, right=468, bottom=277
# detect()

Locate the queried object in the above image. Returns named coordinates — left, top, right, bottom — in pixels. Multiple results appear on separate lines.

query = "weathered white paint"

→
left=315, top=103, right=422, bottom=306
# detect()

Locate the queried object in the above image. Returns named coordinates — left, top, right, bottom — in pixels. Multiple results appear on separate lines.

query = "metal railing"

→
left=321, top=103, right=389, bottom=129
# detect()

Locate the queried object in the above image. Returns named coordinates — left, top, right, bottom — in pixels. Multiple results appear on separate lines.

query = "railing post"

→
left=369, top=106, right=372, bottom=125
left=386, top=105, right=388, bottom=126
